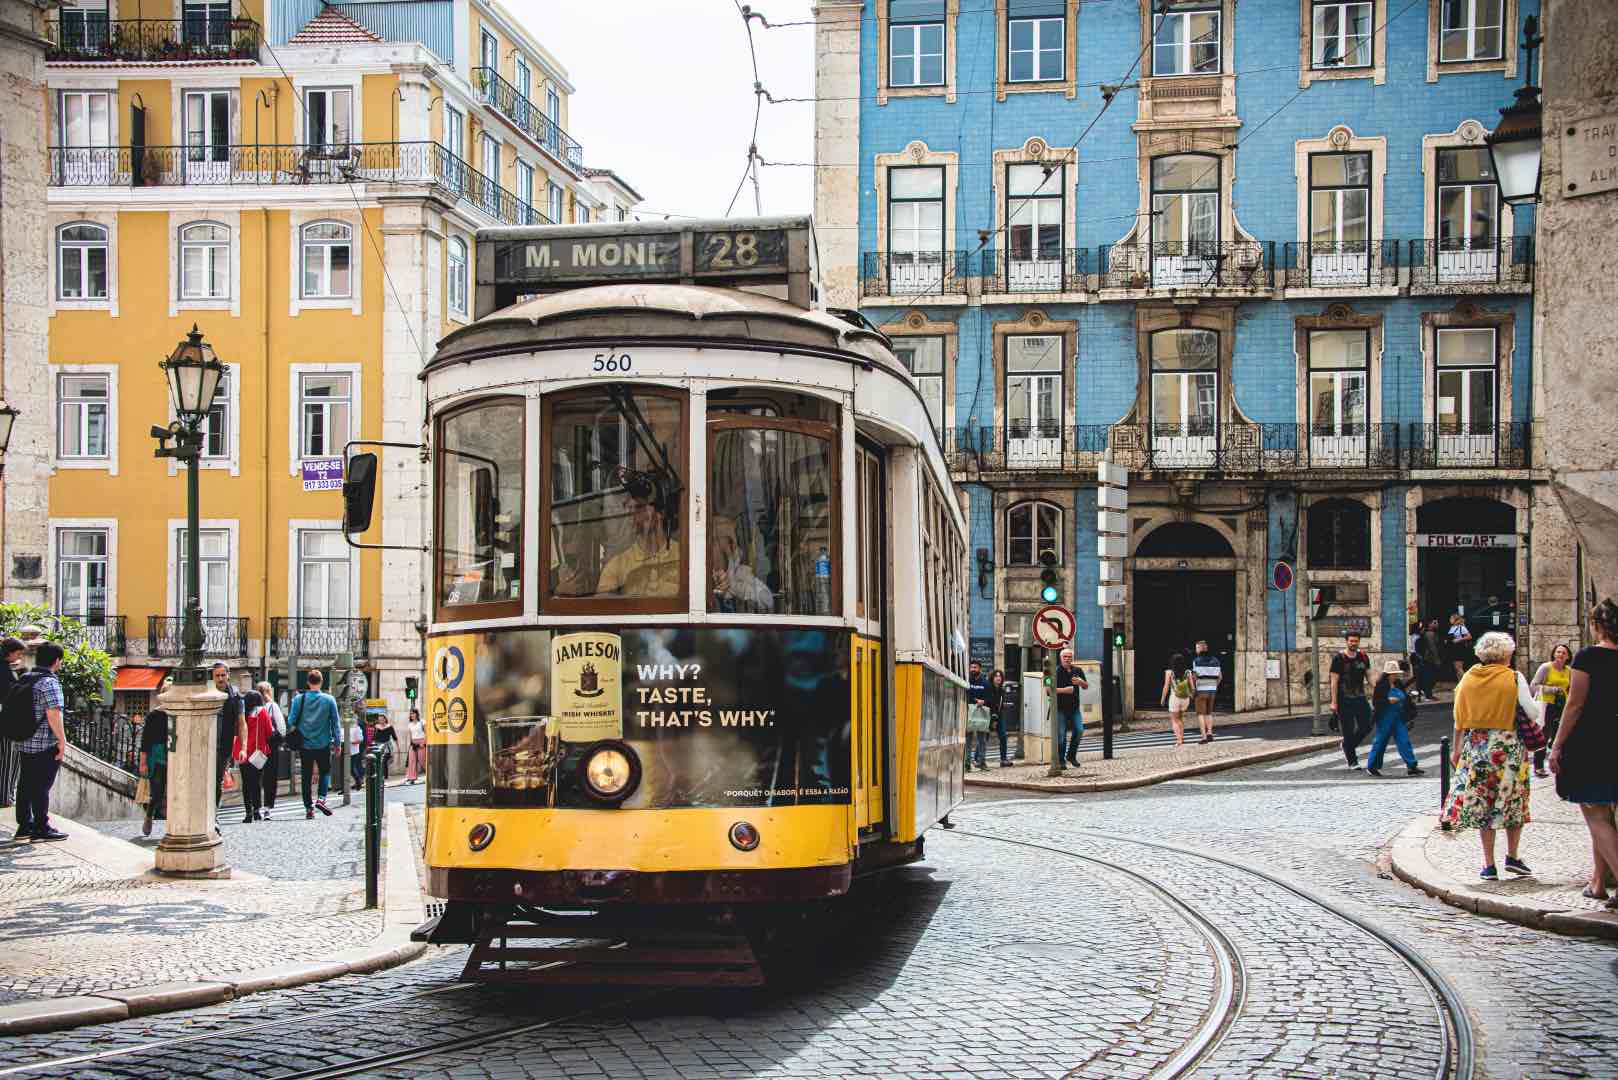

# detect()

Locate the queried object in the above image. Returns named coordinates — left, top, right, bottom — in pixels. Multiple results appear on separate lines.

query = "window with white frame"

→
left=300, top=221, right=352, bottom=298
left=1152, top=7, right=1220, bottom=76
left=179, top=221, right=229, bottom=300
left=57, top=373, right=109, bottom=459
left=544, top=86, right=561, bottom=153
left=1006, top=163, right=1064, bottom=282
left=176, top=528, right=230, bottom=618
left=447, top=236, right=469, bottom=319
left=889, top=0, right=945, bottom=87
left=887, top=165, right=945, bottom=283
left=56, top=528, right=109, bottom=618
left=1312, top=1, right=1372, bottom=67
left=616, top=205, right=628, bottom=222
left=479, top=28, right=497, bottom=78
left=58, top=1, right=109, bottom=53
left=547, top=181, right=563, bottom=225
left=57, top=222, right=109, bottom=300
left=1006, top=334, right=1062, bottom=440
left=895, top=336, right=945, bottom=435
left=1008, top=0, right=1064, bottom=83
left=1439, top=0, right=1502, bottom=63
left=479, top=133, right=501, bottom=209
left=297, top=530, right=351, bottom=620
left=1435, top=328, right=1496, bottom=435
left=57, top=89, right=111, bottom=147
left=203, top=369, right=231, bottom=459
left=443, top=105, right=464, bottom=157
left=515, top=161, right=534, bottom=217
left=299, top=372, right=352, bottom=460
left=1309, top=152, right=1371, bottom=253
left=1007, top=501, right=1061, bottom=566
left=1308, top=330, right=1369, bottom=436
left=1150, top=328, right=1218, bottom=437
left=1436, top=147, right=1497, bottom=248
left=304, top=87, right=353, bottom=149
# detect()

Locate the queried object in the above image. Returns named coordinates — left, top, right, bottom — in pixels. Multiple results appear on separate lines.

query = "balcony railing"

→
left=47, top=142, right=550, bottom=226
left=147, top=616, right=249, bottom=659
left=860, top=251, right=973, bottom=297
left=54, top=613, right=127, bottom=656
left=65, top=707, right=139, bottom=775
left=945, top=425, right=1115, bottom=472
left=269, top=617, right=372, bottom=660
left=1405, top=421, right=1533, bottom=469
left=979, top=249, right=1089, bottom=294
left=471, top=66, right=585, bottom=168
left=1280, top=240, right=1401, bottom=290
left=46, top=15, right=259, bottom=62
left=1408, top=237, right=1534, bottom=291
left=1098, top=241, right=1275, bottom=291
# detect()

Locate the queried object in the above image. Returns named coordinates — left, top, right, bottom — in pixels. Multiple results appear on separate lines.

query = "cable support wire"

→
left=727, top=2, right=767, bottom=216
left=748, top=0, right=1119, bottom=30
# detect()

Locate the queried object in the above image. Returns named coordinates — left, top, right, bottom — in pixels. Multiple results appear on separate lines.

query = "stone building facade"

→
left=815, top=0, right=1578, bottom=714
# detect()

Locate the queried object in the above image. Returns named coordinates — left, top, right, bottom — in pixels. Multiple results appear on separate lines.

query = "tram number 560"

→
left=592, top=351, right=632, bottom=373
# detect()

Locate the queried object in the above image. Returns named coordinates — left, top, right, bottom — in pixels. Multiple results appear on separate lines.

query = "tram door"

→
left=853, top=443, right=887, bottom=837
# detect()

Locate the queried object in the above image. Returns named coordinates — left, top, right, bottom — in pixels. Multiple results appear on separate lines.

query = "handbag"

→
left=134, top=776, right=150, bottom=805
left=1515, top=707, right=1547, bottom=752
left=284, top=692, right=307, bottom=752
left=967, top=704, right=992, bottom=734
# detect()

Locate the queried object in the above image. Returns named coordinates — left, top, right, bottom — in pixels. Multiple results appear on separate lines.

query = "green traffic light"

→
left=1041, top=585, right=1059, bottom=603
left=1112, top=632, right=1125, bottom=648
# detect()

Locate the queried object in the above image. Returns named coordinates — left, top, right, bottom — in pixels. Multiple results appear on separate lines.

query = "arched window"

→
left=179, top=221, right=229, bottom=300
left=1007, top=500, right=1061, bottom=566
left=1307, top=498, right=1371, bottom=569
left=300, top=221, right=352, bottom=299
left=447, top=236, right=469, bottom=318
left=57, top=222, right=108, bottom=300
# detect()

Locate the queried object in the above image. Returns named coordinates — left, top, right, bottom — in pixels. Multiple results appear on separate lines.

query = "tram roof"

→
left=426, top=282, right=906, bottom=379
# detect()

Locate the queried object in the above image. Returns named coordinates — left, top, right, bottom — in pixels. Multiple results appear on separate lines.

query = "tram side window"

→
left=545, top=387, right=685, bottom=607
left=708, top=421, right=839, bottom=616
left=438, top=399, right=524, bottom=610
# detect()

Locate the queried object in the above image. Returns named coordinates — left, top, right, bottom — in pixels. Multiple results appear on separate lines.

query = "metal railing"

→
left=53, top=613, right=127, bottom=655
left=1098, top=241, right=1275, bottom=290
left=859, top=251, right=973, bottom=297
left=269, top=617, right=372, bottom=660
left=46, top=15, right=259, bottom=62
left=1405, top=421, right=1533, bottom=469
left=1407, top=237, right=1534, bottom=290
left=979, top=248, right=1089, bottom=294
left=64, top=707, right=140, bottom=775
left=471, top=66, right=585, bottom=167
left=147, top=615, right=249, bottom=659
left=944, top=425, right=1115, bottom=472
left=1280, top=240, right=1401, bottom=290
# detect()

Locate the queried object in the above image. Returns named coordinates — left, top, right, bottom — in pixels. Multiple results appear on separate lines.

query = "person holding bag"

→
left=231, top=690, right=274, bottom=825
left=255, top=681, right=286, bottom=812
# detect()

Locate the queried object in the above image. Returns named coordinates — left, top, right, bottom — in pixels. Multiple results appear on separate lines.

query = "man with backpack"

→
left=288, top=671, right=342, bottom=819
left=1, top=637, right=24, bottom=815
left=7, top=642, right=68, bottom=841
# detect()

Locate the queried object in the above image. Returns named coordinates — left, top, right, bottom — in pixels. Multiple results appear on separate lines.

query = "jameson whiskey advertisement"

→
left=426, top=627, right=852, bottom=809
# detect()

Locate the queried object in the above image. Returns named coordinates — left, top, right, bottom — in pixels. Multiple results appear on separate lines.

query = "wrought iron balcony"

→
left=46, top=14, right=260, bottom=62
left=471, top=66, right=585, bottom=168
left=269, top=617, right=372, bottom=660
left=1280, top=240, right=1401, bottom=290
left=1404, top=421, right=1532, bottom=469
left=1407, top=237, right=1534, bottom=291
left=859, top=251, right=973, bottom=298
left=54, top=613, right=127, bottom=656
left=979, top=248, right=1089, bottom=294
left=46, top=142, right=550, bottom=226
left=944, top=425, right=1114, bottom=473
left=1098, top=241, right=1275, bottom=291
left=147, top=615, right=249, bottom=659
left=64, top=707, right=139, bottom=774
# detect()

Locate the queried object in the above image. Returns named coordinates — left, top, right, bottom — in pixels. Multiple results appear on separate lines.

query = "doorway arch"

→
left=1416, top=496, right=1519, bottom=646
left=1131, top=519, right=1238, bottom=709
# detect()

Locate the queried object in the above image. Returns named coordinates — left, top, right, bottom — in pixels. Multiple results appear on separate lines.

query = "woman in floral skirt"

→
left=1442, top=630, right=1542, bottom=881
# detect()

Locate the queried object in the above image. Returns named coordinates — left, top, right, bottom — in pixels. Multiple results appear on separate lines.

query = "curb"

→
left=1389, top=813, right=1618, bottom=941
left=963, top=736, right=1340, bottom=793
left=0, top=802, right=430, bottom=1037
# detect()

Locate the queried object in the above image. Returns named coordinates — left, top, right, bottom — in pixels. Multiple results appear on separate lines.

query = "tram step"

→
left=463, top=931, right=765, bottom=987
left=470, top=964, right=765, bottom=987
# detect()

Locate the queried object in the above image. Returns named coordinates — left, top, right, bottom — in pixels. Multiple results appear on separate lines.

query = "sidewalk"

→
left=965, top=732, right=1340, bottom=793
left=0, top=797, right=427, bottom=1035
left=1390, top=781, right=1618, bottom=940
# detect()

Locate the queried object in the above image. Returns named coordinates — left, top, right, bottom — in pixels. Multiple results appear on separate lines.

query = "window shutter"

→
left=891, top=0, right=946, bottom=21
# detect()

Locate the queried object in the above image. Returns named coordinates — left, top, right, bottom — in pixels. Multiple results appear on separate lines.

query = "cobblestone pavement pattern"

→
left=0, top=720, right=1613, bottom=1078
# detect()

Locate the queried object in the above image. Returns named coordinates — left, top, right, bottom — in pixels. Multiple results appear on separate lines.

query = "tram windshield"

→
left=438, top=399, right=524, bottom=609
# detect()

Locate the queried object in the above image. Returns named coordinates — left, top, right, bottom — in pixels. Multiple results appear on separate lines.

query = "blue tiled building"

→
left=813, top=0, right=1574, bottom=715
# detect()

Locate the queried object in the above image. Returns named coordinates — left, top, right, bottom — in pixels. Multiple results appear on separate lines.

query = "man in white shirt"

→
left=1190, top=640, right=1222, bottom=745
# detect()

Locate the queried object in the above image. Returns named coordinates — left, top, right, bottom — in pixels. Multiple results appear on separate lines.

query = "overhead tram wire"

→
left=726, top=0, right=768, bottom=216
left=747, top=0, right=1119, bottom=30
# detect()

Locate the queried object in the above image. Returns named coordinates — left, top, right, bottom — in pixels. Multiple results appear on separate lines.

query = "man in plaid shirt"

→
left=17, top=642, right=68, bottom=842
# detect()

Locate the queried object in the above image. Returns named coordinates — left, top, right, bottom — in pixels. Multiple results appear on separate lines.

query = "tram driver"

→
left=596, top=480, right=681, bottom=598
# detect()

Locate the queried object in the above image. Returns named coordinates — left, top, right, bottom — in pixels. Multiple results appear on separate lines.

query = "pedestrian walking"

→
left=1366, top=660, right=1423, bottom=777
left=14, top=643, right=68, bottom=842
left=1442, top=631, right=1539, bottom=881
left=1419, top=619, right=1444, bottom=699
left=211, top=663, right=244, bottom=809
left=346, top=713, right=370, bottom=789
left=1159, top=652, right=1193, bottom=748
left=1547, top=599, right=1618, bottom=910
left=966, top=661, right=989, bottom=771
left=1329, top=632, right=1374, bottom=769
left=368, top=714, right=398, bottom=778
left=288, top=671, right=341, bottom=819
left=1529, top=644, right=1572, bottom=778
left=405, top=708, right=427, bottom=784
left=1189, top=641, right=1220, bottom=744
left=255, top=681, right=286, bottom=811
left=139, top=691, right=171, bottom=837
left=1055, top=648, right=1088, bottom=767
left=1407, top=622, right=1430, bottom=702
left=232, top=690, right=274, bottom=824
left=988, top=670, right=1014, bottom=767
left=1, top=637, right=25, bottom=815
left=1447, top=613, right=1474, bottom=682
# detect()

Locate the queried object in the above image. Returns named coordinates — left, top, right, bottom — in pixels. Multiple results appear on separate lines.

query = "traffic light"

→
left=404, top=676, right=419, bottom=701
left=1309, top=585, right=1334, bottom=620
left=1038, top=548, right=1060, bottom=604
left=1112, top=630, right=1126, bottom=649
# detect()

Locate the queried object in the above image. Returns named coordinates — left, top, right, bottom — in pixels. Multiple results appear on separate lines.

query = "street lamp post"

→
left=152, top=325, right=230, bottom=878
left=1486, top=15, right=1545, bottom=206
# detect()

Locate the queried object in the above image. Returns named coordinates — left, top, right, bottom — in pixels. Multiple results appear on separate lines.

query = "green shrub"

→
left=0, top=602, right=115, bottom=710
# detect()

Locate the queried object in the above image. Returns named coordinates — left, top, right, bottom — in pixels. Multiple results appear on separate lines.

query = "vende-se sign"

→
left=1415, top=533, right=1517, bottom=549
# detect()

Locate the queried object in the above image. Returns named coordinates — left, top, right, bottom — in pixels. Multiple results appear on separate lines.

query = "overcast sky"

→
left=506, top=0, right=819, bottom=221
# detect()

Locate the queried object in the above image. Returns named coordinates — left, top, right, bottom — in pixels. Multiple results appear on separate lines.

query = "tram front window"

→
left=438, top=399, right=524, bottom=610
left=708, top=422, right=838, bottom=616
left=546, top=387, right=685, bottom=605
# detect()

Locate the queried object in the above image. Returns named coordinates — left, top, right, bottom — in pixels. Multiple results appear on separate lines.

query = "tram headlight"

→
left=577, top=740, right=641, bottom=805
left=728, top=821, right=761, bottom=852
left=468, top=822, right=496, bottom=851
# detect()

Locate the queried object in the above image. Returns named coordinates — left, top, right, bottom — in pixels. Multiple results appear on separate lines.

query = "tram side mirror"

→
left=343, top=453, right=379, bottom=534
left=473, top=467, right=497, bottom=548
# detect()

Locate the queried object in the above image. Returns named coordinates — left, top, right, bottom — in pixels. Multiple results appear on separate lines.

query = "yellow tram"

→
left=346, top=218, right=968, bottom=983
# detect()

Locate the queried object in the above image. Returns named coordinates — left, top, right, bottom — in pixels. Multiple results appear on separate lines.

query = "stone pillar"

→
left=813, top=0, right=864, bottom=309
left=153, top=681, right=229, bottom=878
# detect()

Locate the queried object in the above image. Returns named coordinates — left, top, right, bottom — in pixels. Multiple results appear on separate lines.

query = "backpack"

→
left=1, top=672, right=48, bottom=743
left=1172, top=673, right=1193, bottom=699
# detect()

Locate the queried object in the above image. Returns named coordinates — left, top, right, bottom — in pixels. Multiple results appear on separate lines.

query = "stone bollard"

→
left=154, top=679, right=230, bottom=878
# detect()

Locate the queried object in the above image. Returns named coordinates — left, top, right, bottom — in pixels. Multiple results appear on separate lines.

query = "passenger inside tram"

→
left=595, top=477, right=682, bottom=598
left=709, top=517, right=775, bottom=613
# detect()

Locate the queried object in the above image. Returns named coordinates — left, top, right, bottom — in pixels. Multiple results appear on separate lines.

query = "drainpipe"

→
left=261, top=206, right=271, bottom=681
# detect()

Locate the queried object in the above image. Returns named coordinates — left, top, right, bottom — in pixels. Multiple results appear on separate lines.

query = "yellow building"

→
left=30, top=0, right=639, bottom=717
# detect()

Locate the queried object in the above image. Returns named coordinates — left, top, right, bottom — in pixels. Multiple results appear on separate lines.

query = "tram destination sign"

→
left=494, top=233, right=682, bottom=283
